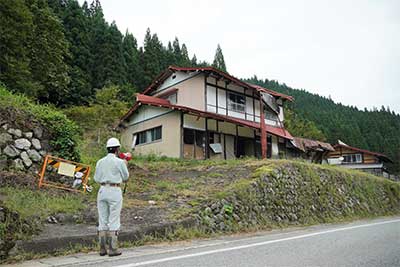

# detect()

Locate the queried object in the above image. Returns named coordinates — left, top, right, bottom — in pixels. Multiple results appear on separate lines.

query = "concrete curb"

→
left=18, top=218, right=197, bottom=254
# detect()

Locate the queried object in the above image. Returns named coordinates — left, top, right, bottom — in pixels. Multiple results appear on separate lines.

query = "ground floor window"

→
left=134, top=126, right=162, bottom=146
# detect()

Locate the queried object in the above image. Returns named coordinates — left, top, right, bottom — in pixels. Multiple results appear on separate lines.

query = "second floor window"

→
left=265, top=107, right=277, bottom=121
left=228, top=92, right=245, bottom=113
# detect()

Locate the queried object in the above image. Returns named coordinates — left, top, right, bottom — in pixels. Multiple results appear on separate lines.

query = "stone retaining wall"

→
left=196, top=162, right=400, bottom=233
left=0, top=122, right=50, bottom=173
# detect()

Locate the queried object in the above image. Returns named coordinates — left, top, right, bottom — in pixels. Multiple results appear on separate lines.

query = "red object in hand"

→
left=119, top=152, right=132, bottom=161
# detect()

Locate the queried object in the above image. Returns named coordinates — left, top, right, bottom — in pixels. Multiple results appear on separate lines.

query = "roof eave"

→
left=142, top=66, right=294, bottom=102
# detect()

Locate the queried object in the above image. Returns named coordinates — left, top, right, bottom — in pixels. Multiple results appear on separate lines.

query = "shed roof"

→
left=292, top=137, right=334, bottom=152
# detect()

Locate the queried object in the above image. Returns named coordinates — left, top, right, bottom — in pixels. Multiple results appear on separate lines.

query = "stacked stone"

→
left=196, top=163, right=400, bottom=233
left=0, top=123, right=47, bottom=172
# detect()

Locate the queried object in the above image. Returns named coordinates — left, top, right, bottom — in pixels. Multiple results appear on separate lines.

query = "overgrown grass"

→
left=130, top=154, right=252, bottom=171
left=0, top=187, right=85, bottom=220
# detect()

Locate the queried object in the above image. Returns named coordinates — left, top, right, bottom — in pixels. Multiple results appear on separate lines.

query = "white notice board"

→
left=57, top=162, right=76, bottom=177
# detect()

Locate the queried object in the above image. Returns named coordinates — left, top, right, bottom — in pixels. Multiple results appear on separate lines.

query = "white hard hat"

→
left=106, top=137, right=121, bottom=148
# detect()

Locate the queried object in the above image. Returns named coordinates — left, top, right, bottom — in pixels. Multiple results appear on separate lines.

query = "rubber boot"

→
left=108, top=231, right=122, bottom=257
left=98, top=231, right=107, bottom=256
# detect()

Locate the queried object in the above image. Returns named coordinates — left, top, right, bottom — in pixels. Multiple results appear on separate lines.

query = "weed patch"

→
left=0, top=187, right=84, bottom=220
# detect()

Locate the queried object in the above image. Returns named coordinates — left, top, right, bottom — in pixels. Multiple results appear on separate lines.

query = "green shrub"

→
left=63, top=85, right=130, bottom=166
left=0, top=86, right=80, bottom=161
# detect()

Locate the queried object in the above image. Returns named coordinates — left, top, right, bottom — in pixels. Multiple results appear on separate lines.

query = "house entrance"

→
left=183, top=128, right=205, bottom=159
left=237, top=137, right=255, bottom=158
left=224, top=135, right=235, bottom=159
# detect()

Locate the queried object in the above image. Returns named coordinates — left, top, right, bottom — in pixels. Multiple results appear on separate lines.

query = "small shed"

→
left=291, top=137, right=335, bottom=163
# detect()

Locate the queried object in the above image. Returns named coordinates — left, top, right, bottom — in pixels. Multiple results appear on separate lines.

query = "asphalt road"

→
left=7, top=217, right=400, bottom=267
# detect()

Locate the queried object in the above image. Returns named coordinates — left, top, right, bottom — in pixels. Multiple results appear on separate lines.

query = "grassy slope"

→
left=1, top=157, right=399, bottom=263
left=4, top=157, right=395, bottom=230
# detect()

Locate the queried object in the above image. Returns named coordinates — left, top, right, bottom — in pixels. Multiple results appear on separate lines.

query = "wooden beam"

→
left=260, top=94, right=267, bottom=159
left=204, top=74, right=208, bottom=111
left=225, top=82, right=228, bottom=116
left=205, top=118, right=209, bottom=159
left=253, top=129, right=257, bottom=158
left=223, top=134, right=227, bottom=160
left=180, top=112, right=184, bottom=159
left=235, top=124, right=239, bottom=158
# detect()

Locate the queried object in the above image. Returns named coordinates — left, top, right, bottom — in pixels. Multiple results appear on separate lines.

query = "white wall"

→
left=121, top=108, right=181, bottom=158
left=128, top=105, right=172, bottom=125
left=155, top=71, right=198, bottom=93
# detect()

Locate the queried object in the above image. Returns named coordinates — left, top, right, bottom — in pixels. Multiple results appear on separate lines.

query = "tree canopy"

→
left=212, top=44, right=227, bottom=72
left=0, top=0, right=212, bottom=106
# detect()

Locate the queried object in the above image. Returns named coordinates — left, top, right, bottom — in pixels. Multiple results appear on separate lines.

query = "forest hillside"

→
left=0, top=0, right=398, bottom=173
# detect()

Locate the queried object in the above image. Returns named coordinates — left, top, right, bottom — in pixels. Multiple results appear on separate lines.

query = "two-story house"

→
left=116, top=66, right=294, bottom=160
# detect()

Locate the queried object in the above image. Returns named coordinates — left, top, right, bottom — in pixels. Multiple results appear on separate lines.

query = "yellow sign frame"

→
left=38, top=155, right=91, bottom=193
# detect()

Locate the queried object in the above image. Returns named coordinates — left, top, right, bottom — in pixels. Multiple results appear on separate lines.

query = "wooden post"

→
left=205, top=118, right=209, bottom=159
left=180, top=112, right=184, bottom=159
left=235, top=125, right=239, bottom=158
left=253, top=129, right=257, bottom=157
left=260, top=94, right=267, bottom=159
left=223, top=134, right=227, bottom=160
left=38, top=155, right=49, bottom=189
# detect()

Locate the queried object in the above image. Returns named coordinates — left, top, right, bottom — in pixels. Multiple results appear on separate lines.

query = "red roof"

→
left=118, top=94, right=293, bottom=140
left=142, top=66, right=293, bottom=101
left=333, top=144, right=392, bottom=163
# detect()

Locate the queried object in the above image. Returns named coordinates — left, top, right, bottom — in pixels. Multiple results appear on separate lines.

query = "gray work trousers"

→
left=97, top=185, right=123, bottom=231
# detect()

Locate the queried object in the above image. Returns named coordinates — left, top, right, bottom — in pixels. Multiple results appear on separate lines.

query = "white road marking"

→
left=115, top=219, right=400, bottom=267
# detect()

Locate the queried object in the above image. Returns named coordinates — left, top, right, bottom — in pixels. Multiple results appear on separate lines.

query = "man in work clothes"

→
left=94, top=137, right=129, bottom=257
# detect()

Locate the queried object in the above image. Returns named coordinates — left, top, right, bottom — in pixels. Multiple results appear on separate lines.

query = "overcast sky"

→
left=81, top=0, right=400, bottom=113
